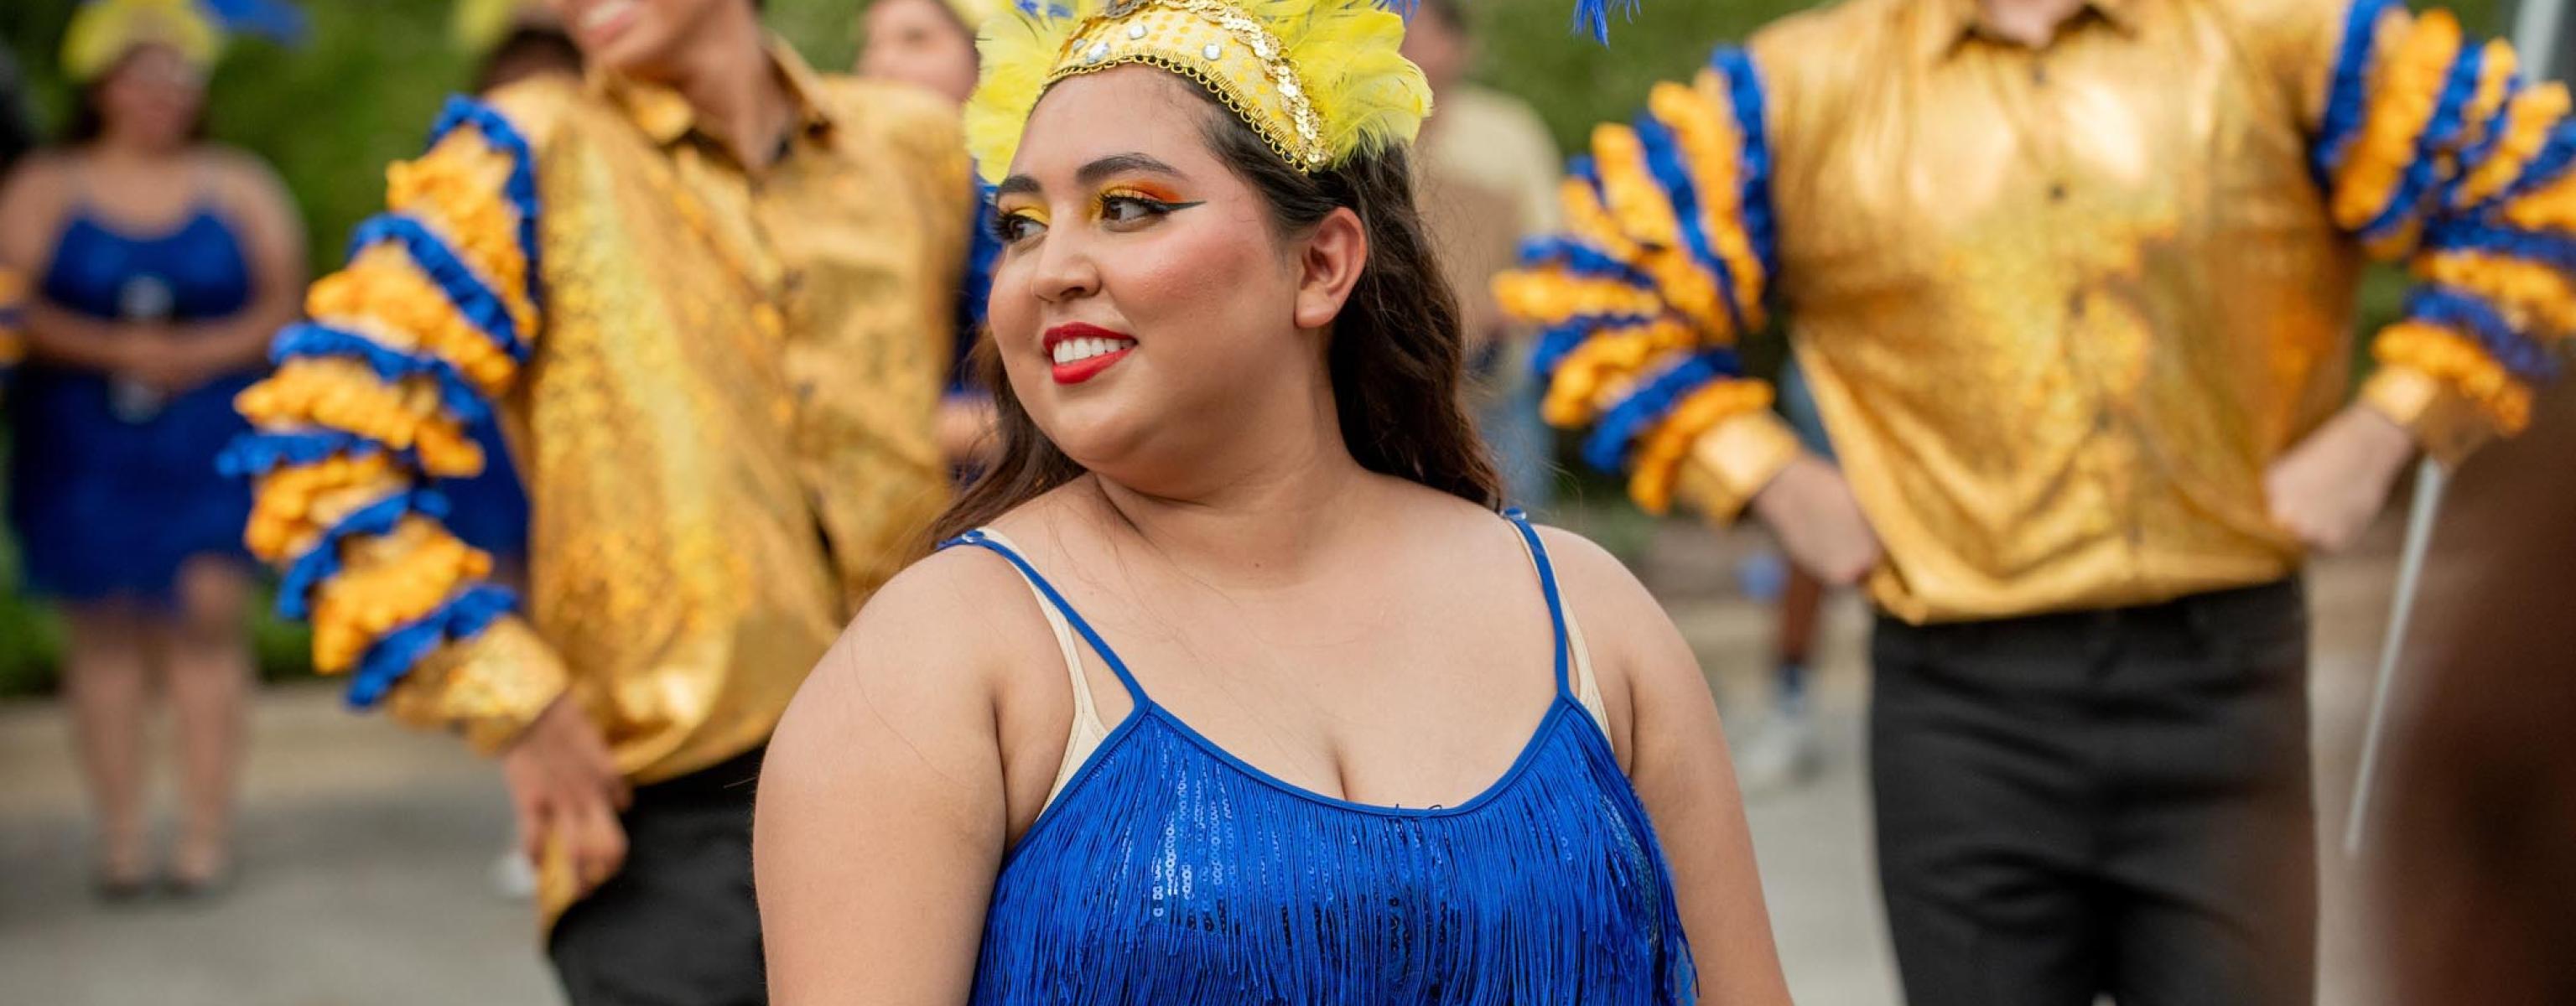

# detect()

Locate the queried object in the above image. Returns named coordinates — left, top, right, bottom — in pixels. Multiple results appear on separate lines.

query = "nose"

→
left=1028, top=220, right=1102, bottom=306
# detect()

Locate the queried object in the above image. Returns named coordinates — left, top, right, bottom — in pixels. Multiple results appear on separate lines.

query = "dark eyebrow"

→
left=995, top=174, right=1041, bottom=199
left=1076, top=153, right=1183, bottom=187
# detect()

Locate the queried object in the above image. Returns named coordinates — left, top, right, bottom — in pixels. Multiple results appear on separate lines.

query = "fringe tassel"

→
left=969, top=705, right=1695, bottom=1003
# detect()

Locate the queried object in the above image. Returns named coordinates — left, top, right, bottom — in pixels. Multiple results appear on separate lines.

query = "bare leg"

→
left=1776, top=564, right=1826, bottom=708
left=63, top=602, right=154, bottom=893
left=164, top=557, right=254, bottom=889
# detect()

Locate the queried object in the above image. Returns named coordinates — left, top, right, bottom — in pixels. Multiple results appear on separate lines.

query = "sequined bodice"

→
left=948, top=513, right=1698, bottom=1004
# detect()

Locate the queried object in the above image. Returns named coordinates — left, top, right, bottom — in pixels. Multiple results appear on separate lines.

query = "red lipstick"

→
left=1042, top=322, right=1138, bottom=386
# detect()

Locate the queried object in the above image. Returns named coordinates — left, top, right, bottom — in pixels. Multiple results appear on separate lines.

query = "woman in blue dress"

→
left=0, top=7, right=304, bottom=898
left=755, top=1, right=1792, bottom=1002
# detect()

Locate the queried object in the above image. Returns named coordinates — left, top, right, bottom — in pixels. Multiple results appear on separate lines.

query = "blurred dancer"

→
left=1504, top=0, right=2576, bottom=1002
left=2382, top=389, right=2576, bottom=1006
left=225, top=0, right=984, bottom=998
left=757, top=1, right=1789, bottom=1001
left=0, top=0, right=305, bottom=900
left=855, top=0, right=1009, bottom=466
left=1402, top=0, right=1563, bottom=514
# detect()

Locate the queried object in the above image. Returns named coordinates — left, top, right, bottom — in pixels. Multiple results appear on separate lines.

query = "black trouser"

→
left=548, top=746, right=767, bottom=1006
left=1870, top=580, right=2314, bottom=1006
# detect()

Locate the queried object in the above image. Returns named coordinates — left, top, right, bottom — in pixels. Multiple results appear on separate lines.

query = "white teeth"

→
left=1051, top=336, right=1135, bottom=366
left=580, top=0, right=634, bottom=32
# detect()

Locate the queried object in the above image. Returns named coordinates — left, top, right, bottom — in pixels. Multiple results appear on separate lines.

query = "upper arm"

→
left=0, top=154, right=65, bottom=273
left=756, top=553, right=1012, bottom=1005
left=1538, top=526, right=1791, bottom=1005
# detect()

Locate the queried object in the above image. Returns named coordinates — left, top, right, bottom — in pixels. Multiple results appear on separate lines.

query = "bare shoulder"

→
left=198, top=147, right=296, bottom=215
left=0, top=152, right=73, bottom=262
left=1529, top=523, right=1696, bottom=687
left=800, top=544, right=1037, bottom=708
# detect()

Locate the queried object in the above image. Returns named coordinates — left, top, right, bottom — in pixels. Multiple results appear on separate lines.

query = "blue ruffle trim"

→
left=425, top=96, right=543, bottom=302
left=2479, top=120, right=2576, bottom=216
left=1517, top=236, right=1654, bottom=288
left=274, top=489, right=454, bottom=621
left=216, top=429, right=415, bottom=480
left=1581, top=348, right=1742, bottom=474
left=345, top=583, right=519, bottom=710
left=1633, top=114, right=1746, bottom=334
left=1709, top=47, right=1779, bottom=281
left=2317, top=0, right=2400, bottom=184
left=2426, top=218, right=2576, bottom=272
left=2360, top=42, right=2485, bottom=244
left=2404, top=284, right=2564, bottom=382
left=2451, top=78, right=2529, bottom=209
left=346, top=214, right=532, bottom=364
left=270, top=322, right=492, bottom=424
left=1531, top=314, right=1656, bottom=383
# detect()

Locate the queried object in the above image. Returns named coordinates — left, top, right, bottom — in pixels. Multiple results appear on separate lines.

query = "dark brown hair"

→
left=65, top=50, right=211, bottom=145
left=932, top=86, right=1499, bottom=541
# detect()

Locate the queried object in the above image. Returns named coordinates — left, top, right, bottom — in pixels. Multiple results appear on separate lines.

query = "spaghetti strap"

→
left=1502, top=508, right=1575, bottom=699
left=942, top=529, right=1150, bottom=708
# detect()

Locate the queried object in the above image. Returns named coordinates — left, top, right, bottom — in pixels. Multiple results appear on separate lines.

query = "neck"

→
left=662, top=6, right=796, bottom=169
left=90, top=130, right=184, bottom=165
left=1980, top=0, right=2086, bottom=46
left=1088, top=366, right=1379, bottom=587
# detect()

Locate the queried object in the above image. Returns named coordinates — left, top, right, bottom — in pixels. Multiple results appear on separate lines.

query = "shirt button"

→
left=2068, top=292, right=2085, bottom=319
left=2032, top=64, right=2049, bottom=86
left=2048, top=182, right=2069, bottom=202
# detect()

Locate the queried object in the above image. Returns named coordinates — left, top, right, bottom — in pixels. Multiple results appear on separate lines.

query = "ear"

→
left=1291, top=206, right=1368, bottom=330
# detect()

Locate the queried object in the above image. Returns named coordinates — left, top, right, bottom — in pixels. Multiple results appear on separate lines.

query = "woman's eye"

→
left=1099, top=195, right=1171, bottom=225
left=992, top=211, right=1045, bottom=244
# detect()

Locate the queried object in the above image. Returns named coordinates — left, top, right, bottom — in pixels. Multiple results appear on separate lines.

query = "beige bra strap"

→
left=973, top=529, right=1110, bottom=806
left=1505, top=520, right=1612, bottom=736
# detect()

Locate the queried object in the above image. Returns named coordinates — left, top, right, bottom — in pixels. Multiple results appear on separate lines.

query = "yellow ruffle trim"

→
left=2375, top=319, right=2534, bottom=433
left=2417, top=249, right=2576, bottom=336
left=1592, top=124, right=1727, bottom=334
left=2334, top=9, right=2460, bottom=233
left=1492, top=270, right=1666, bottom=329
left=1540, top=319, right=1696, bottom=428
left=308, top=246, right=521, bottom=395
left=1628, top=378, right=1773, bottom=515
left=2499, top=164, right=2576, bottom=232
left=1654, top=77, right=1766, bottom=333
left=387, top=130, right=535, bottom=329
left=244, top=451, right=407, bottom=560
left=235, top=358, right=483, bottom=474
left=2454, top=82, right=2573, bottom=210
left=309, top=517, right=493, bottom=674
left=1557, top=175, right=1647, bottom=267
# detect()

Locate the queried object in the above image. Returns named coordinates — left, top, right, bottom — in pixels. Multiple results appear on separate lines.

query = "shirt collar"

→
left=596, top=38, right=839, bottom=150
left=1915, top=0, right=2141, bottom=60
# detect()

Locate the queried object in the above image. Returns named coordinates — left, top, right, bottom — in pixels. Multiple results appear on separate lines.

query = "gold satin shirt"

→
left=1683, top=0, right=2460, bottom=622
left=398, top=51, right=972, bottom=777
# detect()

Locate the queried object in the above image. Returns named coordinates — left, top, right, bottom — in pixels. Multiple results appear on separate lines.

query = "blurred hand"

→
left=501, top=697, right=631, bottom=899
left=2267, top=404, right=2418, bottom=552
left=1750, top=453, right=1884, bottom=586
left=122, top=331, right=225, bottom=394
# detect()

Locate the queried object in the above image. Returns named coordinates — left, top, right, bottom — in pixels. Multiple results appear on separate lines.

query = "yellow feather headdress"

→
left=963, top=0, right=1431, bottom=183
left=61, top=0, right=225, bottom=81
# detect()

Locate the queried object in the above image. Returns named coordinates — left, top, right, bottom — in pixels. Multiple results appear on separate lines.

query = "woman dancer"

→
left=0, top=0, right=304, bottom=898
left=756, top=1, right=1790, bottom=1002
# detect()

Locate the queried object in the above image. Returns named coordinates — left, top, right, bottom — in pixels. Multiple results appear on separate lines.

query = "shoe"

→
left=165, top=837, right=233, bottom=901
left=94, top=869, right=154, bottom=904
left=1734, top=703, right=1821, bottom=796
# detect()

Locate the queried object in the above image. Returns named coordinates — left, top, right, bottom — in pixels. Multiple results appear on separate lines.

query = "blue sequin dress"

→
left=7, top=205, right=260, bottom=604
left=947, top=510, right=1699, bottom=1004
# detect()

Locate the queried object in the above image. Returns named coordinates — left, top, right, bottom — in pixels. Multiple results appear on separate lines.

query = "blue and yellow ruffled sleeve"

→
left=226, top=96, right=566, bottom=750
left=1494, top=46, right=1796, bottom=521
left=2314, top=0, right=2576, bottom=461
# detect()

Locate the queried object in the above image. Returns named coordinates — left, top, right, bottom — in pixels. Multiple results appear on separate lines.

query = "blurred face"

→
left=554, top=0, right=733, bottom=78
left=1398, top=5, right=1468, bottom=95
left=858, top=0, right=979, bottom=106
left=95, top=45, right=206, bottom=151
left=987, top=69, right=1334, bottom=481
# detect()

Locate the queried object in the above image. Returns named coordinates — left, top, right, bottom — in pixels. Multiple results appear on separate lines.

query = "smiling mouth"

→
left=1044, top=327, right=1139, bottom=385
left=577, top=0, right=638, bottom=38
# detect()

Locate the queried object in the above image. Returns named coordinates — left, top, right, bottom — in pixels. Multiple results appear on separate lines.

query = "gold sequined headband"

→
left=964, top=0, right=1430, bottom=182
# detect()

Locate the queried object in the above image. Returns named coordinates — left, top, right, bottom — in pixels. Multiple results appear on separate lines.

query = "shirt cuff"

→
left=1672, top=410, right=1804, bottom=525
left=2360, top=364, right=2496, bottom=467
left=382, top=615, right=570, bottom=754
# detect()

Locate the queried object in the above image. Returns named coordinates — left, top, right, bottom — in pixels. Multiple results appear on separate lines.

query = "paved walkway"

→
left=0, top=513, right=2414, bottom=1005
